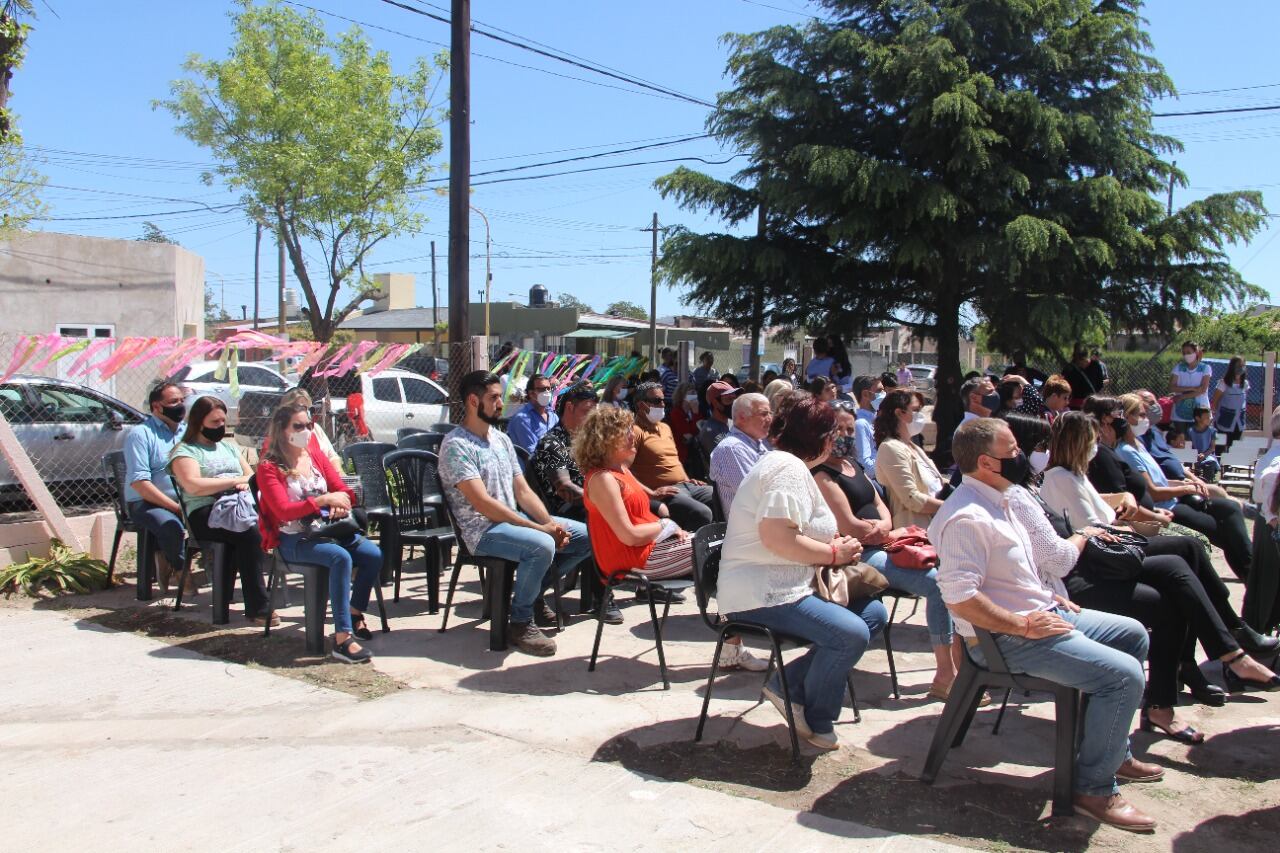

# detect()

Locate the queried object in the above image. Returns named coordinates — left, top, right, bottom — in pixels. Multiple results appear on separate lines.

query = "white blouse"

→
left=279, top=466, right=328, bottom=534
left=717, top=451, right=833, bottom=614
left=1040, top=466, right=1116, bottom=528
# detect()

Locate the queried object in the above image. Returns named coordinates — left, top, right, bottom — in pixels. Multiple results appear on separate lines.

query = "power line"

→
left=460, top=154, right=745, bottom=187
left=1165, top=81, right=1280, bottom=98
left=375, top=0, right=716, bottom=108
left=1153, top=104, right=1280, bottom=118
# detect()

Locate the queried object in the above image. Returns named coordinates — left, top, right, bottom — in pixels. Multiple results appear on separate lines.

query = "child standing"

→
left=1187, top=406, right=1220, bottom=482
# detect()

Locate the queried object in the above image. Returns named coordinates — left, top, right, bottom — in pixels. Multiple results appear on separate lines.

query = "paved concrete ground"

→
left=1, top=605, right=962, bottom=852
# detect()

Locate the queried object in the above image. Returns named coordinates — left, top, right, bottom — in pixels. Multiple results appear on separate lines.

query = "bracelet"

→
left=830, top=542, right=838, bottom=565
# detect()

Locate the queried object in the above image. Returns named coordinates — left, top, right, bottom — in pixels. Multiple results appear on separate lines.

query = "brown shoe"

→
left=508, top=621, right=556, bottom=657
left=1116, top=757, right=1164, bottom=783
left=1073, top=793, right=1156, bottom=833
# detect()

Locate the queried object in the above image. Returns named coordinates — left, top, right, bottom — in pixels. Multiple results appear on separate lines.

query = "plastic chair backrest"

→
left=342, top=441, right=395, bottom=508
left=513, top=444, right=532, bottom=478
left=972, top=627, right=1011, bottom=675
left=168, top=474, right=196, bottom=532
left=710, top=479, right=726, bottom=522
left=424, top=451, right=472, bottom=553
left=396, top=427, right=428, bottom=443
left=382, top=449, right=439, bottom=530
left=398, top=431, right=444, bottom=454
left=430, top=422, right=454, bottom=434
left=691, top=522, right=727, bottom=631
left=103, top=450, right=131, bottom=527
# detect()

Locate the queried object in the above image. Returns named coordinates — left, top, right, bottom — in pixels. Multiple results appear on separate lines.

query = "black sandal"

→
left=351, top=612, right=373, bottom=641
left=332, top=637, right=372, bottom=664
left=1140, top=707, right=1205, bottom=744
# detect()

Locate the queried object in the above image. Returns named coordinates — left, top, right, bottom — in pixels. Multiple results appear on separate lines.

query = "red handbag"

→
left=883, top=525, right=939, bottom=570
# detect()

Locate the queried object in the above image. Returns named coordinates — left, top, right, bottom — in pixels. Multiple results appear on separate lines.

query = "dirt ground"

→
left=7, top=538, right=1280, bottom=852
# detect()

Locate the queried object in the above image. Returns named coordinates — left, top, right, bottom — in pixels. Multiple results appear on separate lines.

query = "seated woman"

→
left=874, top=390, right=945, bottom=529
left=577, top=404, right=764, bottom=671
left=256, top=404, right=382, bottom=664
left=167, top=395, right=273, bottom=626
left=1113, top=394, right=1252, bottom=581
left=279, top=388, right=344, bottom=470
left=814, top=404, right=956, bottom=699
left=667, top=380, right=702, bottom=464
left=1040, top=411, right=1279, bottom=706
left=718, top=395, right=886, bottom=750
left=601, top=375, right=632, bottom=409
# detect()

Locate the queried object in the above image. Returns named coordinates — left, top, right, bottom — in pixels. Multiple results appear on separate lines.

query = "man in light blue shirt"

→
left=123, top=382, right=188, bottom=575
left=708, top=393, right=771, bottom=514
left=505, top=373, right=559, bottom=455
left=850, top=376, right=882, bottom=481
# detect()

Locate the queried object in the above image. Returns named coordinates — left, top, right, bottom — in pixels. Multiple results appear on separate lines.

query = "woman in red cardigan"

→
left=257, top=404, right=382, bottom=663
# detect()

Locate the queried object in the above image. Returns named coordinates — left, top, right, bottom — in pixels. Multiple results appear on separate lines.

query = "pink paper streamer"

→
left=1, top=336, right=37, bottom=382
left=67, top=338, right=116, bottom=378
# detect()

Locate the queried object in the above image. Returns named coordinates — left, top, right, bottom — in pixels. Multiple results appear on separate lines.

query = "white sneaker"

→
left=805, top=730, right=839, bottom=751
left=761, top=684, right=812, bottom=738
left=718, top=642, right=769, bottom=672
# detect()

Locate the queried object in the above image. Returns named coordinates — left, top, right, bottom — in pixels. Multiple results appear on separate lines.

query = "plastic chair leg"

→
left=209, top=547, right=231, bottom=625
left=773, top=638, right=802, bottom=763
left=1052, top=690, right=1080, bottom=818
left=440, top=559, right=466, bottom=633
left=172, top=547, right=194, bottom=611
left=921, top=662, right=980, bottom=784
left=846, top=673, right=861, bottom=724
left=107, top=528, right=123, bottom=585
left=695, top=629, right=730, bottom=743
left=303, top=564, right=329, bottom=656
left=135, top=529, right=155, bottom=601
left=648, top=588, right=670, bottom=690
left=372, top=577, right=390, bottom=633
left=426, top=537, right=441, bottom=614
left=588, top=586, right=609, bottom=672
left=487, top=566, right=510, bottom=652
left=885, top=595, right=900, bottom=699
left=992, top=687, right=1014, bottom=735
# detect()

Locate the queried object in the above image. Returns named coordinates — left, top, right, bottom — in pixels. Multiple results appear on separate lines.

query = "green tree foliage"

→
left=555, top=292, right=593, bottom=312
left=0, top=0, right=33, bottom=142
left=204, top=284, right=229, bottom=325
left=657, top=0, right=1267, bottom=436
left=0, top=0, right=42, bottom=234
left=137, top=221, right=178, bottom=244
left=158, top=0, right=446, bottom=342
left=605, top=300, right=648, bottom=321
left=1184, top=310, right=1280, bottom=355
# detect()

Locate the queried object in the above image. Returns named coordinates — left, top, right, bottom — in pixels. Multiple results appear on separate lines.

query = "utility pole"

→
left=252, top=222, right=261, bottom=330
left=277, top=226, right=286, bottom=336
left=1167, top=159, right=1177, bottom=216
left=447, top=0, right=471, bottom=394
left=430, top=239, right=438, bottom=356
left=749, top=204, right=765, bottom=382
left=645, top=212, right=659, bottom=364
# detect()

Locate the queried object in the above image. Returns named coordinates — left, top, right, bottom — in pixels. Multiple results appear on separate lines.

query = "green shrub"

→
left=0, top=540, right=110, bottom=597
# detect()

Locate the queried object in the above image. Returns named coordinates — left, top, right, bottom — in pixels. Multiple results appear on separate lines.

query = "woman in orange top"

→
left=578, top=404, right=693, bottom=582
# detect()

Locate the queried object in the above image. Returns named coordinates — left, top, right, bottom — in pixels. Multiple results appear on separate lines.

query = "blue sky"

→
left=13, top=0, right=1280, bottom=325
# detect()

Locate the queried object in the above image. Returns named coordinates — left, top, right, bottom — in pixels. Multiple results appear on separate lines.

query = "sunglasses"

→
left=290, top=421, right=315, bottom=432
left=642, top=398, right=663, bottom=406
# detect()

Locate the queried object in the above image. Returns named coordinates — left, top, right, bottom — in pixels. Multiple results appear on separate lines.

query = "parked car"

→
left=0, top=375, right=146, bottom=503
left=906, top=363, right=938, bottom=402
left=734, top=362, right=782, bottom=383
left=396, top=351, right=450, bottom=382
left=235, top=367, right=450, bottom=451
left=167, top=360, right=292, bottom=427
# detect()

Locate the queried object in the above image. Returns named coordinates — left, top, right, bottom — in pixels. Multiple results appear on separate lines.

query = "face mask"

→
left=1030, top=450, right=1050, bottom=474
left=980, top=392, right=1001, bottom=413
left=615, top=388, right=628, bottom=401
left=534, top=392, right=552, bottom=408
left=685, top=394, right=698, bottom=404
left=907, top=412, right=926, bottom=436
left=1132, top=417, right=1150, bottom=437
left=1086, top=444, right=1098, bottom=463
left=989, top=451, right=1030, bottom=485
left=833, top=435, right=855, bottom=457
left=870, top=391, right=886, bottom=411
left=1183, top=353, right=1197, bottom=365
left=160, top=403, right=186, bottom=423
left=1147, top=404, right=1162, bottom=423
left=201, top=425, right=226, bottom=443
left=645, top=406, right=664, bottom=425
left=287, top=429, right=311, bottom=449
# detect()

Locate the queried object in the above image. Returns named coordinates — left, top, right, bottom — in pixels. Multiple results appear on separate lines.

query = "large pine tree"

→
left=658, top=0, right=1266, bottom=438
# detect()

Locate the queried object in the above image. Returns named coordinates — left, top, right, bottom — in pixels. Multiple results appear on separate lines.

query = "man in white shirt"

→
left=956, top=375, right=999, bottom=434
left=931, top=418, right=1160, bottom=833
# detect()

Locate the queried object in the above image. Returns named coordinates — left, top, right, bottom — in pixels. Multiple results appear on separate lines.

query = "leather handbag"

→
left=883, top=525, right=940, bottom=570
left=301, top=507, right=368, bottom=541
left=1080, top=527, right=1146, bottom=583
left=813, top=562, right=889, bottom=606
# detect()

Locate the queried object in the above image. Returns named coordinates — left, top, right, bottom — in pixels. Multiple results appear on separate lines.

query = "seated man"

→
left=1033, top=374, right=1072, bottom=421
left=630, top=381, right=717, bottom=530
left=505, top=372, right=558, bottom=455
left=531, top=381, right=595, bottom=521
left=708, top=392, right=771, bottom=513
left=122, top=382, right=189, bottom=593
left=956, top=375, right=999, bottom=433
left=438, top=371, right=593, bottom=657
left=931, top=418, right=1161, bottom=833
left=697, top=380, right=740, bottom=456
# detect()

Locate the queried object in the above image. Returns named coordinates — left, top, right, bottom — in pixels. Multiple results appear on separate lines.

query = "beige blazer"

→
left=875, top=437, right=943, bottom=529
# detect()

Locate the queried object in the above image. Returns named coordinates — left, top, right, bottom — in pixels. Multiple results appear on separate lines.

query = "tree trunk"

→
left=931, top=284, right=964, bottom=466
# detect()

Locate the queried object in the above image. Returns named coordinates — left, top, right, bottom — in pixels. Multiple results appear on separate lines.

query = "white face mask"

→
left=645, top=406, right=664, bottom=425
left=534, top=391, right=552, bottom=408
left=685, top=394, right=698, bottom=404
left=1132, top=417, right=1150, bottom=437
left=1086, top=444, right=1098, bottom=463
left=870, top=390, right=886, bottom=411
left=287, top=428, right=311, bottom=449
left=1030, top=450, right=1050, bottom=474
left=1183, top=353, right=1197, bottom=365
left=907, top=411, right=926, bottom=436
left=615, top=388, right=628, bottom=401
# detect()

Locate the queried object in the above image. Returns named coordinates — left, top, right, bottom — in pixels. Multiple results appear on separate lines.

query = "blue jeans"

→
left=475, top=517, right=592, bottom=624
left=278, top=532, right=382, bottom=635
left=864, top=547, right=953, bottom=647
left=127, top=500, right=186, bottom=570
left=971, top=607, right=1148, bottom=797
left=731, top=594, right=887, bottom=735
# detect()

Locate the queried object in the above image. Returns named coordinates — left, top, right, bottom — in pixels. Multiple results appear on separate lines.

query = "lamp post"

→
left=470, top=204, right=492, bottom=343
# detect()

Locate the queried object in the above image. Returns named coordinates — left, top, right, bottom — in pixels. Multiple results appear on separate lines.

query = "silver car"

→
left=0, top=375, right=145, bottom=499
left=167, top=360, right=292, bottom=427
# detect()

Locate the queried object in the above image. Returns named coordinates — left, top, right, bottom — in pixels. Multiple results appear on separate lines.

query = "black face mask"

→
left=989, top=451, right=1030, bottom=485
left=160, top=403, right=186, bottom=423
left=201, top=425, right=227, bottom=443
left=980, top=392, right=1001, bottom=412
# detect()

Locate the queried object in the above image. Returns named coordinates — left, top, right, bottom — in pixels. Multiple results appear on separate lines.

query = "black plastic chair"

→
left=396, top=427, right=428, bottom=443
left=342, top=441, right=397, bottom=580
left=920, top=629, right=1081, bottom=818
left=710, top=479, right=727, bottom=523
left=398, top=431, right=445, bottom=454
left=167, top=478, right=234, bottom=623
left=879, top=587, right=921, bottom=700
left=587, top=559, right=693, bottom=690
left=102, top=450, right=155, bottom=592
left=429, top=422, right=454, bottom=434
left=690, top=523, right=859, bottom=762
left=513, top=444, right=532, bottom=477
left=248, top=475, right=388, bottom=654
left=382, top=449, right=455, bottom=609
